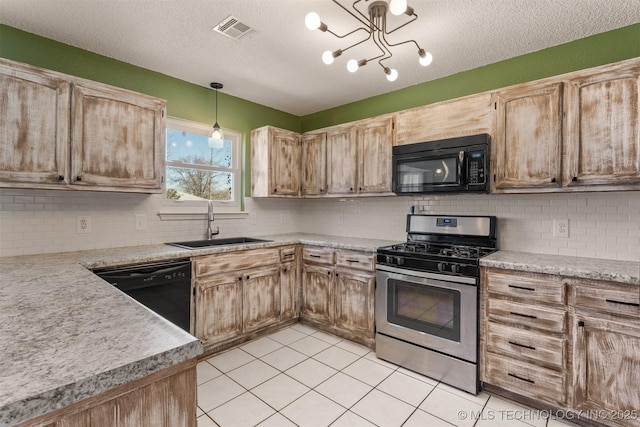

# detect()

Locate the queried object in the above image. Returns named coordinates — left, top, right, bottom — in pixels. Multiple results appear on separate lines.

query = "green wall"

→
left=300, top=23, right=640, bottom=131
left=1, top=22, right=639, bottom=195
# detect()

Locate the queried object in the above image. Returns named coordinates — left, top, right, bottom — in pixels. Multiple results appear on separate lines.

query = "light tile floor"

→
left=197, top=324, right=574, bottom=427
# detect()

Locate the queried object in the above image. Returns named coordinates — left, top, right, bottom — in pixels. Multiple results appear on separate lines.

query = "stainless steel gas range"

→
left=375, top=214, right=497, bottom=394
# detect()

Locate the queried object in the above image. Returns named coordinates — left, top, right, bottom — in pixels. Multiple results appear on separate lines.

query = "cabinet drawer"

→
left=573, top=282, right=640, bottom=318
left=280, top=245, right=297, bottom=263
left=486, top=270, right=565, bottom=304
left=335, top=250, right=374, bottom=271
left=485, top=352, right=565, bottom=406
left=194, top=248, right=280, bottom=278
left=303, top=246, right=334, bottom=265
left=486, top=322, right=565, bottom=369
left=488, top=299, right=566, bottom=333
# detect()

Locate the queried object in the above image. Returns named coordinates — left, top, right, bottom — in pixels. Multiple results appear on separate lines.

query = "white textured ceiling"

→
left=0, top=0, right=638, bottom=115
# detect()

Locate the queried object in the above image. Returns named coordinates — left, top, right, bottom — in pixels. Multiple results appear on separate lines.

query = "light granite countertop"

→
left=0, top=233, right=396, bottom=426
left=480, top=250, right=640, bottom=285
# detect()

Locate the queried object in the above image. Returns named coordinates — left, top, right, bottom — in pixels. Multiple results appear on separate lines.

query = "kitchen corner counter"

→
left=0, top=254, right=202, bottom=426
left=0, top=233, right=393, bottom=426
left=480, top=250, right=640, bottom=285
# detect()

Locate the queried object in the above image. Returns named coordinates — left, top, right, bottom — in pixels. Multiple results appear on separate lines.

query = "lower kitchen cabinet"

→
left=301, top=263, right=334, bottom=324
left=300, top=246, right=376, bottom=347
left=242, top=266, right=281, bottom=333
left=481, top=266, right=640, bottom=427
left=195, top=272, right=243, bottom=345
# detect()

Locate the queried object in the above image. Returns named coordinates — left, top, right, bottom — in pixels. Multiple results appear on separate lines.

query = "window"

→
left=165, top=118, right=241, bottom=211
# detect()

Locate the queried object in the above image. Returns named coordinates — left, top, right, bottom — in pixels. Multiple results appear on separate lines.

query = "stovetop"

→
left=376, top=214, right=498, bottom=279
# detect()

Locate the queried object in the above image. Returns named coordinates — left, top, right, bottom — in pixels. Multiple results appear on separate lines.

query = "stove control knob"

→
left=437, top=262, right=446, bottom=272
left=396, top=257, right=405, bottom=266
left=451, top=264, right=460, bottom=274
left=386, top=255, right=394, bottom=264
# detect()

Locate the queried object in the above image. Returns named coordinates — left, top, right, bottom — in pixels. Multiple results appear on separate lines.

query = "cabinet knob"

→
left=551, top=178, right=556, bottom=183
left=358, top=187, right=362, bottom=191
left=319, top=188, right=323, bottom=193
left=572, top=176, right=578, bottom=182
left=238, top=277, right=242, bottom=281
left=273, top=188, right=278, bottom=192
left=350, top=187, right=353, bottom=192
left=578, top=321, right=585, bottom=327
left=246, top=275, right=250, bottom=280
left=327, top=271, right=331, bottom=276
left=76, top=176, right=82, bottom=181
left=58, top=175, right=65, bottom=181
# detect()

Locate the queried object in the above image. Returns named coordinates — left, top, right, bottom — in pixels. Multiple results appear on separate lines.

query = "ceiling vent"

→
left=213, top=15, right=256, bottom=41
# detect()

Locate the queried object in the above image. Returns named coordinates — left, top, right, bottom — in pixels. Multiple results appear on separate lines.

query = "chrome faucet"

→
left=206, top=200, right=218, bottom=239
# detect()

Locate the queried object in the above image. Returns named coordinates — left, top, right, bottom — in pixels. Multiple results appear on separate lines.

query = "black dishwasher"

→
left=94, top=259, right=192, bottom=332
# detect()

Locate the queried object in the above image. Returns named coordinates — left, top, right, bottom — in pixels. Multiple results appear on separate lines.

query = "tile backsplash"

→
left=1, top=188, right=638, bottom=262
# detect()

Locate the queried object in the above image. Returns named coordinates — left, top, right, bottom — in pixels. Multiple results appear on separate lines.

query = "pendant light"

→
left=208, top=82, right=224, bottom=148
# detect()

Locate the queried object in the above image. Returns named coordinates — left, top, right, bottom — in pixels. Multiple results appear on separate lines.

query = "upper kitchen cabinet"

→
left=395, top=93, right=492, bottom=145
left=0, top=58, right=166, bottom=193
left=357, top=115, right=394, bottom=193
left=0, top=60, right=70, bottom=187
left=70, top=81, right=166, bottom=191
left=301, top=131, right=327, bottom=196
left=491, top=81, right=564, bottom=192
left=326, top=123, right=358, bottom=194
left=251, top=126, right=301, bottom=197
left=491, top=58, right=640, bottom=193
left=563, top=60, right=640, bottom=189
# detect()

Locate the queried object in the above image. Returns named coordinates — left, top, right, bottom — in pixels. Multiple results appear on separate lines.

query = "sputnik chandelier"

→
left=305, top=0, right=432, bottom=81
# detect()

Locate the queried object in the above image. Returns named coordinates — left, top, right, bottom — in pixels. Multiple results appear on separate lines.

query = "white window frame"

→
left=162, top=117, right=242, bottom=215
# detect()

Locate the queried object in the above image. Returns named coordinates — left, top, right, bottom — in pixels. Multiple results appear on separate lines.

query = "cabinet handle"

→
left=346, top=259, right=360, bottom=263
left=509, top=312, right=537, bottom=320
left=572, top=176, right=578, bottom=182
left=605, top=299, right=640, bottom=308
left=283, top=253, right=294, bottom=258
left=551, top=177, right=557, bottom=183
left=58, top=175, right=65, bottom=181
left=508, top=284, right=535, bottom=292
left=508, top=373, right=535, bottom=384
left=508, top=341, right=536, bottom=351
left=310, top=254, right=321, bottom=258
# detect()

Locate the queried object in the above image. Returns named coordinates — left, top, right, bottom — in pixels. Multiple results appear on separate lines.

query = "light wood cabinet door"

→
left=70, top=81, right=165, bottom=191
left=301, top=132, right=327, bottom=195
left=572, top=315, right=640, bottom=426
left=564, top=61, right=640, bottom=189
left=301, top=264, right=334, bottom=324
left=326, top=124, right=357, bottom=194
left=280, top=261, right=299, bottom=321
left=242, top=266, right=281, bottom=333
left=492, top=81, right=563, bottom=191
left=57, top=401, right=116, bottom=427
left=334, top=269, right=375, bottom=339
left=357, top=116, right=393, bottom=193
left=195, top=272, right=242, bottom=346
left=0, top=60, right=70, bottom=186
left=269, top=127, right=301, bottom=196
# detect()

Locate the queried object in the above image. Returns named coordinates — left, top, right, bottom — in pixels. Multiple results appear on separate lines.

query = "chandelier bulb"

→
left=389, top=0, right=408, bottom=15
left=322, top=50, right=334, bottom=65
left=384, top=67, right=398, bottom=82
left=305, top=12, right=327, bottom=31
left=347, top=59, right=359, bottom=73
left=418, top=49, right=433, bottom=67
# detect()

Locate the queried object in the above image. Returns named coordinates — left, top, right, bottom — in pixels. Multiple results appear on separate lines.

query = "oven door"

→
left=393, top=150, right=465, bottom=194
left=376, top=265, right=478, bottom=362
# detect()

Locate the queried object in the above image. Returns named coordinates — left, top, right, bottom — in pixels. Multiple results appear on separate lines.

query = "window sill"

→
left=158, top=206, right=247, bottom=221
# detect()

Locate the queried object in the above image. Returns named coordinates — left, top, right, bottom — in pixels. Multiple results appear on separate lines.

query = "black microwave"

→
left=392, top=134, right=490, bottom=194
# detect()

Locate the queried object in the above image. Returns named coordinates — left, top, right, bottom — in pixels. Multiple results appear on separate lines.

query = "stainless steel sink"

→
left=166, top=237, right=272, bottom=250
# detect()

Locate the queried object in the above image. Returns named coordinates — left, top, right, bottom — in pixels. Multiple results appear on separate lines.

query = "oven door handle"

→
left=376, top=263, right=477, bottom=285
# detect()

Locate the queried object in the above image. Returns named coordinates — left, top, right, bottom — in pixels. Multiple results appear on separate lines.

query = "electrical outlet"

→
left=553, top=218, right=569, bottom=238
left=337, top=212, right=344, bottom=225
left=76, top=216, right=91, bottom=234
left=134, top=214, right=147, bottom=231
left=250, top=213, right=258, bottom=225
left=280, top=212, right=286, bottom=224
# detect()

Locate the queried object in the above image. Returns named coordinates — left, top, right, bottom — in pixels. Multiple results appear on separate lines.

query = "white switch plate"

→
left=250, top=213, right=258, bottom=225
left=134, top=214, right=147, bottom=231
left=553, top=218, right=569, bottom=238
left=337, top=212, right=344, bottom=225
left=279, top=212, right=287, bottom=224
left=76, top=216, right=91, bottom=234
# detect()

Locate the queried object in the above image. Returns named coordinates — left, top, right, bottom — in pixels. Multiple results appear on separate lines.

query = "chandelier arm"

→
left=326, top=26, right=370, bottom=39
left=340, top=30, right=375, bottom=54
left=351, top=0, right=384, bottom=32
left=331, top=0, right=372, bottom=28
left=381, top=31, right=422, bottom=51
left=384, top=13, right=418, bottom=35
